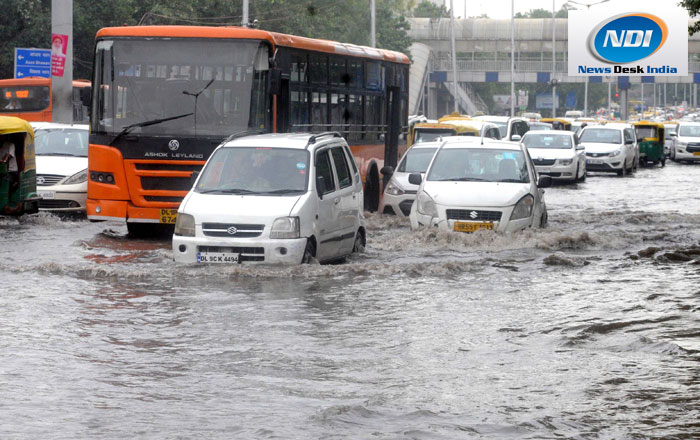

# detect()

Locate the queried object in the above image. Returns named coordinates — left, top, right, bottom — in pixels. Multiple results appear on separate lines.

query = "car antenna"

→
left=480, top=128, right=486, bottom=145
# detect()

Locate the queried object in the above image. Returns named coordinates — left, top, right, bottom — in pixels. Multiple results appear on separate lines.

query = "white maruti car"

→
left=521, top=130, right=586, bottom=183
left=579, top=124, right=637, bottom=176
left=173, top=132, right=366, bottom=265
left=379, top=141, right=440, bottom=217
left=31, top=122, right=89, bottom=212
left=670, top=122, right=700, bottom=162
left=409, top=139, right=551, bottom=233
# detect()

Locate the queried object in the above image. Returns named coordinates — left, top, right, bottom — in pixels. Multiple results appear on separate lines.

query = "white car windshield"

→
left=397, top=148, right=437, bottom=173
left=579, top=128, right=621, bottom=144
left=522, top=134, right=572, bottom=149
left=427, top=148, right=530, bottom=183
left=678, top=125, right=700, bottom=137
left=34, top=128, right=88, bottom=157
left=195, top=147, right=309, bottom=195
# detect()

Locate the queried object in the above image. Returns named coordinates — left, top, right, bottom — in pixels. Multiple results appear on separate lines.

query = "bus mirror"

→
left=254, top=46, right=270, bottom=71
left=270, top=68, right=282, bottom=95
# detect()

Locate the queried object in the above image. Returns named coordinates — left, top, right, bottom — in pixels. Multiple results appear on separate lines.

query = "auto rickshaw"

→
left=540, top=117, right=573, bottom=131
left=409, top=122, right=457, bottom=146
left=633, top=121, right=666, bottom=167
left=0, top=116, right=40, bottom=215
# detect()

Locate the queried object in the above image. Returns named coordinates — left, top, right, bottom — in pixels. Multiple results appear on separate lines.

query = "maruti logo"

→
left=588, top=13, right=667, bottom=64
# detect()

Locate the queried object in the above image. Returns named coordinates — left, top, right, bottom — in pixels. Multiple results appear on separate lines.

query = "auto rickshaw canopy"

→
left=539, top=118, right=573, bottom=131
left=632, top=121, right=665, bottom=141
left=0, top=116, right=34, bottom=142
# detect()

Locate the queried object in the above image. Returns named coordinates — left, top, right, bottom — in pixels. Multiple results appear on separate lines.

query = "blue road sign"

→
left=14, top=48, right=51, bottom=79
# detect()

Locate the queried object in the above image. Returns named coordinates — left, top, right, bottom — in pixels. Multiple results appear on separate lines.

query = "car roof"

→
left=677, top=121, right=700, bottom=126
left=30, top=122, right=89, bottom=130
left=223, top=132, right=340, bottom=149
left=582, top=124, right=623, bottom=131
left=524, top=129, right=571, bottom=136
left=440, top=139, right=522, bottom=150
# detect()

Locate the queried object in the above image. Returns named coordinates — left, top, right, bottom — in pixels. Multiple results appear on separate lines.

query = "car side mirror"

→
left=576, top=144, right=585, bottom=150
left=580, top=122, right=588, bottom=129
left=511, top=134, right=521, bottom=142
left=670, top=132, right=677, bottom=137
left=626, top=139, right=634, bottom=145
left=537, top=175, right=552, bottom=188
left=79, top=87, right=91, bottom=108
left=408, top=173, right=422, bottom=185
left=316, top=176, right=325, bottom=199
left=380, top=166, right=394, bottom=176
left=190, top=170, right=200, bottom=185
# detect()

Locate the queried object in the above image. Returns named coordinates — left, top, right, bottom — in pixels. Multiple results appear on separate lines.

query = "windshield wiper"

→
left=183, top=78, right=215, bottom=137
left=38, top=152, right=79, bottom=156
left=109, top=112, right=194, bottom=145
left=499, top=178, right=526, bottom=183
left=436, top=177, right=488, bottom=181
left=258, top=189, right=304, bottom=194
left=197, top=188, right=259, bottom=195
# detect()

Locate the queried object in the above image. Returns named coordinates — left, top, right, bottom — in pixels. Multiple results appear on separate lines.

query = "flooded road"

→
left=1, top=162, right=699, bottom=439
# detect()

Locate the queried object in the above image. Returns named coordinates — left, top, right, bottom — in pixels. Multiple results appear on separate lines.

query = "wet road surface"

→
left=1, top=161, right=699, bottom=439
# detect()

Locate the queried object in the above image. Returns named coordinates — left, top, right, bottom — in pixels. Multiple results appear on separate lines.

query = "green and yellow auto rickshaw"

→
left=633, top=121, right=666, bottom=167
left=0, top=116, right=40, bottom=215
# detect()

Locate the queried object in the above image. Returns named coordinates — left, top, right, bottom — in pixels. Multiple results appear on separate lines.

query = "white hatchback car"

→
left=521, top=130, right=586, bottom=183
left=31, top=122, right=89, bottom=212
left=670, top=122, right=700, bottom=162
left=379, top=142, right=440, bottom=217
left=579, top=125, right=637, bottom=176
left=173, top=133, right=366, bottom=265
left=409, top=139, right=551, bottom=233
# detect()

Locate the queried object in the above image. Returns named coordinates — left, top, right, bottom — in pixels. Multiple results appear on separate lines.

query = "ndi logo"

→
left=588, top=13, right=668, bottom=64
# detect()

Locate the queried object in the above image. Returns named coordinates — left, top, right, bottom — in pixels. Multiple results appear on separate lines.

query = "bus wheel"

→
left=363, top=165, right=380, bottom=212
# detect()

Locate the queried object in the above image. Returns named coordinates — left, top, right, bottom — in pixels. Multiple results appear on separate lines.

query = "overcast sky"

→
left=443, top=0, right=687, bottom=20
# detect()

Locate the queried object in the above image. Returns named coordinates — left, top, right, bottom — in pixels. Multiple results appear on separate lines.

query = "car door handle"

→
left=334, top=197, right=340, bottom=205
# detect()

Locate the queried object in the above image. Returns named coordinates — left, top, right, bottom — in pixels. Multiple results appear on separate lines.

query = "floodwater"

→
left=1, top=162, right=699, bottom=439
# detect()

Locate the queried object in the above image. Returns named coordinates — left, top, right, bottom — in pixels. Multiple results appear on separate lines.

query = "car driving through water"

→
left=173, top=133, right=366, bottom=265
left=521, top=130, right=587, bottom=183
left=409, top=139, right=551, bottom=233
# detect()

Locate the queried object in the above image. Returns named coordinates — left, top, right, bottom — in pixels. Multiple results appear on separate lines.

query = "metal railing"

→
left=432, top=59, right=700, bottom=75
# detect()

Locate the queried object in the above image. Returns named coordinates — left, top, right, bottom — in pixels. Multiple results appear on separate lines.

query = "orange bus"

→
left=87, top=26, right=409, bottom=235
left=0, top=77, right=91, bottom=123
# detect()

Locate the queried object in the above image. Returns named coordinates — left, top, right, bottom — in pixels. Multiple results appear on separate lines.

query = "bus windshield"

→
left=0, top=86, right=50, bottom=113
left=92, top=38, right=270, bottom=137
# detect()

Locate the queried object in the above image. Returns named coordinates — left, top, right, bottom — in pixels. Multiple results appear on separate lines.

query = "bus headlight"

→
left=64, top=169, right=88, bottom=185
left=270, top=217, right=300, bottom=239
left=510, top=194, right=534, bottom=221
left=174, top=213, right=195, bottom=237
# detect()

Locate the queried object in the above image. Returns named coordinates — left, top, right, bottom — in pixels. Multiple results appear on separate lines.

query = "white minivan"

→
left=173, top=133, right=366, bottom=265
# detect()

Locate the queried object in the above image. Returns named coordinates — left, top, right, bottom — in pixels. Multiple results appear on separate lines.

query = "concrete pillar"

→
left=51, top=0, right=73, bottom=124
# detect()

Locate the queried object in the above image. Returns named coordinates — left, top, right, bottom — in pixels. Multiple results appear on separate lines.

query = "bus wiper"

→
left=109, top=112, right=194, bottom=145
left=183, top=78, right=215, bottom=137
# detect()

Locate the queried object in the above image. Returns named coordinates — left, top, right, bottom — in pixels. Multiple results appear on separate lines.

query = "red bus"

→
left=86, top=26, right=409, bottom=235
left=0, top=77, right=91, bottom=123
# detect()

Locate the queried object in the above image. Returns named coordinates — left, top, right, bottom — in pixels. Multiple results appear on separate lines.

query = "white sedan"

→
left=31, top=122, right=89, bottom=212
left=521, top=130, right=586, bottom=183
left=379, top=142, right=440, bottom=217
left=409, top=140, right=550, bottom=233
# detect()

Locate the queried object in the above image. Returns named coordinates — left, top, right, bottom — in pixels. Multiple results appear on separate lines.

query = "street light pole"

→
left=370, top=0, right=376, bottom=48
left=511, top=0, right=515, bottom=117
left=450, top=0, right=459, bottom=113
left=242, top=0, right=249, bottom=26
left=552, top=0, right=556, bottom=118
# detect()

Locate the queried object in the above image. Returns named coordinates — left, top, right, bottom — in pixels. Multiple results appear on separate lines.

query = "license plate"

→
left=694, top=152, right=700, bottom=156
left=454, top=221, right=495, bottom=232
left=587, top=159, right=603, bottom=165
left=38, top=191, right=55, bottom=199
left=197, top=252, right=240, bottom=263
left=160, top=209, right=178, bottom=224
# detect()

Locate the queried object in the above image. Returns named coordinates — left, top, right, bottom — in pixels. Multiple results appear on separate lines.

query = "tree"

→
left=681, top=0, right=700, bottom=35
left=412, top=0, right=449, bottom=18
left=514, top=5, right=569, bottom=19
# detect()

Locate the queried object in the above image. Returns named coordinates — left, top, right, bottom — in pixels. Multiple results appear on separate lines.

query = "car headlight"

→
left=417, top=191, right=437, bottom=217
left=384, top=180, right=405, bottom=196
left=557, top=158, right=573, bottom=166
left=174, top=213, right=195, bottom=237
left=270, top=216, right=300, bottom=239
left=609, top=148, right=622, bottom=157
left=677, top=141, right=688, bottom=147
left=63, top=168, right=88, bottom=185
left=510, top=194, right=534, bottom=221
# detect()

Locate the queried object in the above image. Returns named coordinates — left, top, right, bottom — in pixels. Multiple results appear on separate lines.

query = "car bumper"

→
left=534, top=163, right=577, bottom=180
left=585, top=156, right=624, bottom=172
left=172, top=234, right=308, bottom=265
left=410, top=207, right=532, bottom=233
left=380, top=192, right=417, bottom=217
left=36, top=184, right=87, bottom=212
left=674, top=149, right=700, bottom=161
